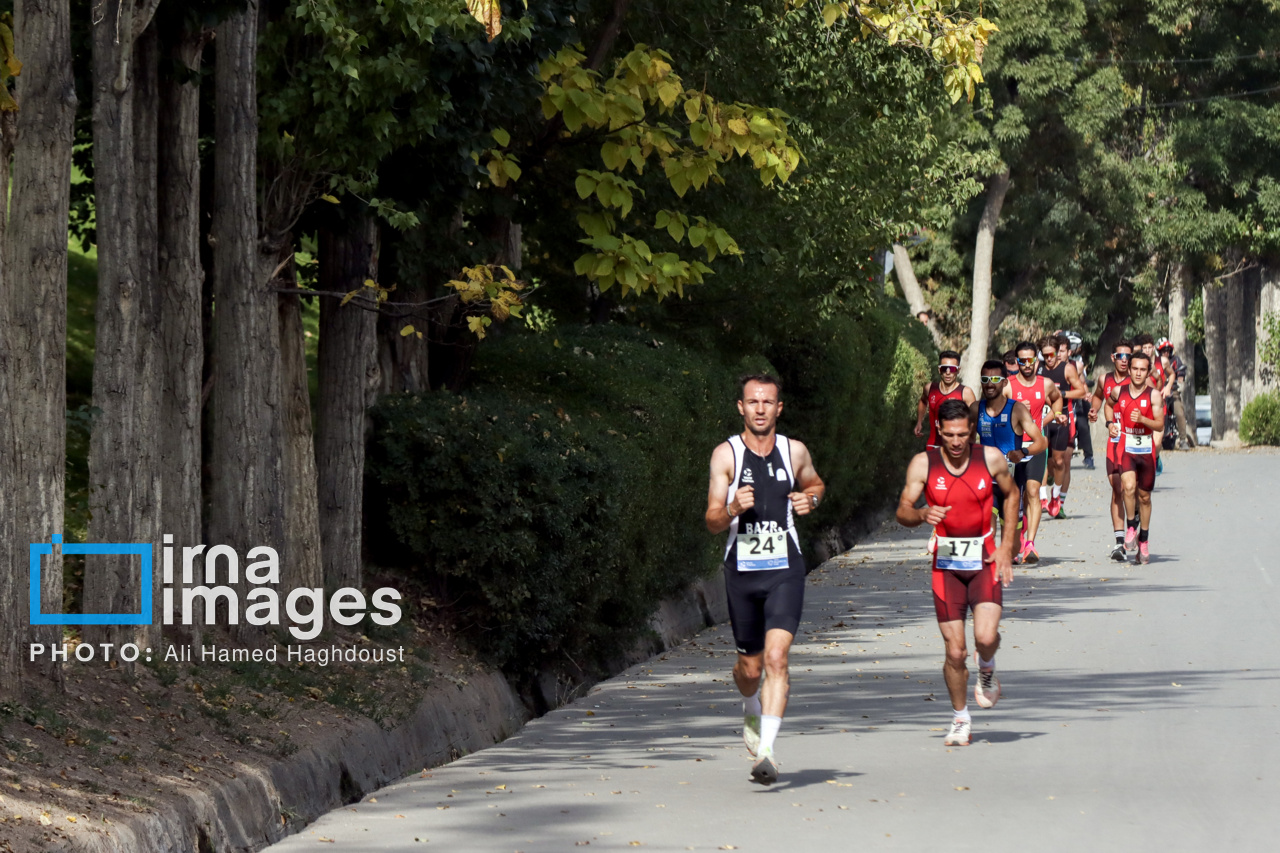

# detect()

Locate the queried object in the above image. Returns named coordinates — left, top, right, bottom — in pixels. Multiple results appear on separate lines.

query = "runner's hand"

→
left=1088, top=407, right=1098, bottom=423
left=913, top=422, right=924, bottom=437
left=1007, top=449, right=1025, bottom=464
left=922, top=504, right=950, bottom=526
left=994, top=545, right=1014, bottom=586
left=790, top=491, right=814, bottom=516
left=729, top=486, right=755, bottom=517
left=1055, top=412, right=1068, bottom=425
left=1108, top=422, right=1121, bottom=439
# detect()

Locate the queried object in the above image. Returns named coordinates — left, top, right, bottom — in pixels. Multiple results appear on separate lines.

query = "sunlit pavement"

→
left=268, top=448, right=1280, bottom=852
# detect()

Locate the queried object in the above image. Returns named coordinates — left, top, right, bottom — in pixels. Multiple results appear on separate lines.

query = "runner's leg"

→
left=938, top=619, right=969, bottom=712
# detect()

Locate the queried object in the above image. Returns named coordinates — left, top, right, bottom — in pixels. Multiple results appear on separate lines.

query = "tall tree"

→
left=1, top=1, right=77, bottom=688
left=209, top=0, right=284, bottom=638
left=85, top=0, right=164, bottom=651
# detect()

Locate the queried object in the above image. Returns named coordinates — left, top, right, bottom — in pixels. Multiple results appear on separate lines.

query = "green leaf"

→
left=492, top=127, right=512, bottom=147
left=575, top=173, right=597, bottom=199
left=688, top=225, right=707, bottom=248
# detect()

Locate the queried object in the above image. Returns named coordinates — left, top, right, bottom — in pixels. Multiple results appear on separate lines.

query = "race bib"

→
left=736, top=532, right=789, bottom=571
left=1125, top=432, right=1153, bottom=455
left=935, top=536, right=985, bottom=571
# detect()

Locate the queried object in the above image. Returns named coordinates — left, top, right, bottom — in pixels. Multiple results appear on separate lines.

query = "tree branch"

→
left=988, top=265, right=1040, bottom=333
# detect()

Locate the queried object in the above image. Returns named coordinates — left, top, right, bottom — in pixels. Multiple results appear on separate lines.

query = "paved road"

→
left=269, top=449, right=1279, bottom=852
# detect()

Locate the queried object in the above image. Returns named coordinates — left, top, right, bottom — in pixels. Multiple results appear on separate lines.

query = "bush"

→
left=367, top=326, right=748, bottom=675
left=765, top=306, right=932, bottom=526
left=1241, top=391, right=1280, bottom=445
left=366, top=312, right=931, bottom=678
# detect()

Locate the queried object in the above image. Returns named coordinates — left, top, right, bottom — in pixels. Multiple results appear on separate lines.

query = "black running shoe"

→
left=750, top=751, right=779, bottom=786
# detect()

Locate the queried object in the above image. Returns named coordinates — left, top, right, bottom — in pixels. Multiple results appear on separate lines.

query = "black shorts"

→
left=723, top=564, right=806, bottom=655
left=1045, top=421, right=1070, bottom=452
left=1023, top=448, right=1047, bottom=483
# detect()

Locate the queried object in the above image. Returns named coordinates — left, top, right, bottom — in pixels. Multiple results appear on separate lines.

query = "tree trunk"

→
left=988, top=265, right=1038, bottom=336
left=277, top=256, right=325, bottom=596
left=1167, top=263, right=1196, bottom=446
left=1249, top=263, right=1280, bottom=403
left=86, top=2, right=163, bottom=650
left=0, top=0, right=77, bottom=690
left=210, top=1, right=283, bottom=640
left=961, top=169, right=1011, bottom=389
left=317, top=215, right=380, bottom=592
left=158, top=16, right=208, bottom=644
left=891, top=242, right=941, bottom=347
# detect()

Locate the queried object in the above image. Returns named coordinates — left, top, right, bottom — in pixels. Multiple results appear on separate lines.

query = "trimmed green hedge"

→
left=1241, top=391, right=1280, bottom=445
left=367, top=326, right=748, bottom=673
left=366, top=313, right=931, bottom=676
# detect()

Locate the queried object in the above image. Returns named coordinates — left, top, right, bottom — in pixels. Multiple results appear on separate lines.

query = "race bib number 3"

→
left=1125, top=433, right=1153, bottom=455
left=935, top=536, right=984, bottom=571
left=736, top=532, right=789, bottom=571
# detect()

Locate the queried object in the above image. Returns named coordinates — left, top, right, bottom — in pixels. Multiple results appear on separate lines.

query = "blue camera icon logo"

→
left=29, top=535, right=153, bottom=626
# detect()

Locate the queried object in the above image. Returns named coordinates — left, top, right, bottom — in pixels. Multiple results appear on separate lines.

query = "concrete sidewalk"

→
left=268, top=449, right=1280, bottom=852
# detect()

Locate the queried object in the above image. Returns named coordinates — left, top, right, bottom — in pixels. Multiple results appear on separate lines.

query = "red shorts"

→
left=1121, top=451, right=1156, bottom=492
left=932, top=564, right=1003, bottom=622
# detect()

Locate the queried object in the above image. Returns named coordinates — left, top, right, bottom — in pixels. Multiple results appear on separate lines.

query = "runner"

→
left=705, top=374, right=825, bottom=785
left=1004, top=341, right=1063, bottom=563
left=1038, top=335, right=1088, bottom=518
left=1159, top=338, right=1195, bottom=448
left=897, top=399, right=1019, bottom=747
left=970, top=361, right=1048, bottom=520
left=1109, top=352, right=1164, bottom=564
left=1134, top=334, right=1167, bottom=472
left=916, top=351, right=976, bottom=447
left=1066, top=333, right=1096, bottom=469
left=1089, top=340, right=1133, bottom=561
left=1003, top=350, right=1019, bottom=379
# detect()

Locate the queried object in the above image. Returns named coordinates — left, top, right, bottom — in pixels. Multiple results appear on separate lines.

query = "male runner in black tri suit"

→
left=706, top=375, right=824, bottom=785
left=1038, top=335, right=1088, bottom=518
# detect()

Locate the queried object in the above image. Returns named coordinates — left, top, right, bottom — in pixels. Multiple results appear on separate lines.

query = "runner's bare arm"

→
left=985, top=447, right=1019, bottom=585
left=963, top=386, right=977, bottom=406
left=968, top=401, right=982, bottom=444
left=787, top=439, right=825, bottom=516
left=915, top=383, right=929, bottom=436
left=1141, top=389, right=1166, bottom=432
left=1017, top=402, right=1049, bottom=457
left=897, top=453, right=947, bottom=527
left=706, top=442, right=751, bottom=534
left=1089, top=378, right=1106, bottom=421
left=1064, top=363, right=1089, bottom=400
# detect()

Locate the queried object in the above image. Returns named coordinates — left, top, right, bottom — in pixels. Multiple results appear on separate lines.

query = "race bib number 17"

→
left=736, top=532, right=789, bottom=571
left=935, top=536, right=984, bottom=572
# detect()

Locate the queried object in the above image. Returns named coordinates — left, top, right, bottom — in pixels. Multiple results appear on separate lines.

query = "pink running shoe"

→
left=1047, top=497, right=1061, bottom=518
left=1137, top=541, right=1150, bottom=564
left=1124, top=526, right=1138, bottom=552
left=1040, top=497, right=1050, bottom=512
left=1021, top=540, right=1040, bottom=564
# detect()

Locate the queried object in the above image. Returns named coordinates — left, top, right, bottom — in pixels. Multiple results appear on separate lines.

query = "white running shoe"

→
left=750, top=749, right=779, bottom=785
left=944, top=718, right=971, bottom=746
left=743, top=713, right=761, bottom=757
left=974, top=660, right=1001, bottom=710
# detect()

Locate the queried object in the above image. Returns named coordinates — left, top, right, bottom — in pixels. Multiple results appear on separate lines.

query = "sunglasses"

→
left=980, top=375, right=1005, bottom=385
left=1113, top=353, right=1130, bottom=361
left=1016, top=357, right=1037, bottom=366
left=939, top=365, right=959, bottom=374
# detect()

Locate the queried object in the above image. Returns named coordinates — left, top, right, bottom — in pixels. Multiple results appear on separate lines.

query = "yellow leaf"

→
left=727, top=118, right=750, bottom=136
left=319, top=194, right=340, bottom=204
left=821, top=3, right=843, bottom=27
left=340, top=289, right=360, bottom=307
left=400, top=324, right=416, bottom=337
left=466, top=0, right=502, bottom=41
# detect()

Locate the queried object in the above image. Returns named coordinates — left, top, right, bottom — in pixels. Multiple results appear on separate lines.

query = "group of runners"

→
left=703, top=332, right=1191, bottom=783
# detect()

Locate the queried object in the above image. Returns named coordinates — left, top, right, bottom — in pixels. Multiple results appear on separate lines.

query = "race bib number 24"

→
left=736, top=532, right=789, bottom=571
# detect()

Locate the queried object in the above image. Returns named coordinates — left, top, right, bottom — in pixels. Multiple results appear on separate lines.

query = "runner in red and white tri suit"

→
left=1004, top=341, right=1063, bottom=563
left=1110, top=351, right=1164, bottom=565
left=897, top=399, right=1019, bottom=747
left=916, top=350, right=976, bottom=448
left=1089, top=340, right=1134, bottom=561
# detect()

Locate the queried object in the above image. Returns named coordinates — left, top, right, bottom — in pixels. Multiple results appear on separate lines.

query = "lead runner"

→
left=897, top=399, right=1019, bottom=746
left=705, top=374, right=825, bottom=785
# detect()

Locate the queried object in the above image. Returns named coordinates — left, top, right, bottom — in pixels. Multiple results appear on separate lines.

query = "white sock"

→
left=1040, top=485, right=1050, bottom=500
left=978, top=656, right=994, bottom=670
left=952, top=706, right=971, bottom=722
left=1059, top=490, right=1068, bottom=503
left=1052, top=484, right=1061, bottom=499
left=759, top=715, right=782, bottom=753
left=743, top=688, right=762, bottom=718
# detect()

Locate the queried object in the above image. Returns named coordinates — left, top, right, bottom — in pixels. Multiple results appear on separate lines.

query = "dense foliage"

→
left=367, top=310, right=930, bottom=675
left=1240, top=391, right=1280, bottom=445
